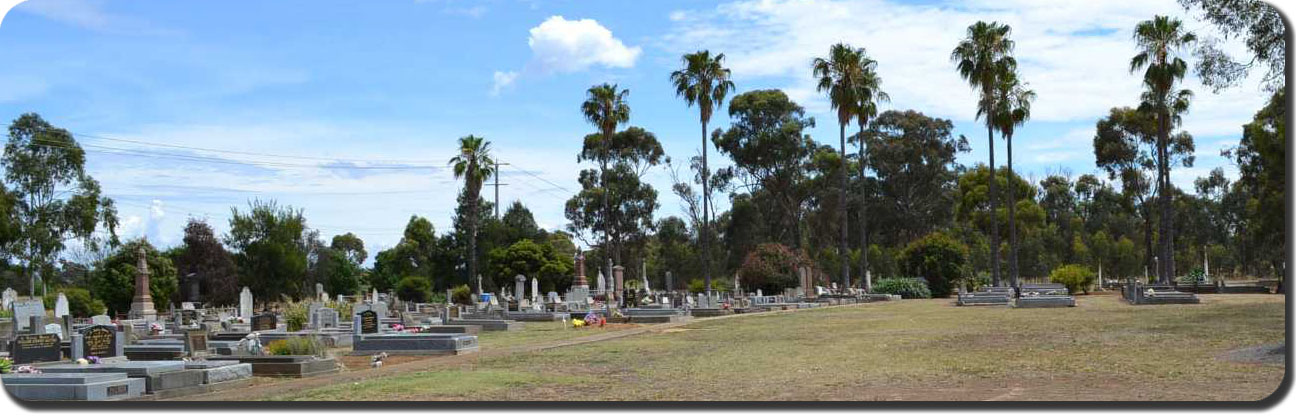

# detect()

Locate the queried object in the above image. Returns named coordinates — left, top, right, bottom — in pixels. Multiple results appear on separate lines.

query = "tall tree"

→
left=448, top=135, right=496, bottom=291
left=175, top=218, right=238, bottom=305
left=1225, top=89, right=1285, bottom=278
left=813, top=42, right=873, bottom=289
left=225, top=200, right=310, bottom=299
left=580, top=83, right=631, bottom=293
left=849, top=53, right=887, bottom=292
left=1178, top=0, right=1284, bottom=92
left=330, top=233, right=367, bottom=265
left=3, top=113, right=120, bottom=296
left=861, top=110, right=970, bottom=246
left=1130, top=15, right=1196, bottom=283
left=951, top=21, right=1015, bottom=286
left=992, top=69, right=1035, bottom=287
left=1094, top=107, right=1159, bottom=278
left=670, top=51, right=734, bottom=295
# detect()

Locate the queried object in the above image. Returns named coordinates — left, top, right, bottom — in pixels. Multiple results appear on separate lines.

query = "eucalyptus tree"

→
left=670, top=51, right=734, bottom=294
left=448, top=135, right=496, bottom=289
left=951, top=21, right=1015, bottom=286
left=580, top=83, right=631, bottom=284
left=812, top=43, right=871, bottom=289
left=992, top=69, right=1035, bottom=287
left=1130, top=15, right=1195, bottom=283
left=2, top=113, right=119, bottom=296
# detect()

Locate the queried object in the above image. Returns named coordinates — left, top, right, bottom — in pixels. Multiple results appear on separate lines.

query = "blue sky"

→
left=0, top=0, right=1271, bottom=264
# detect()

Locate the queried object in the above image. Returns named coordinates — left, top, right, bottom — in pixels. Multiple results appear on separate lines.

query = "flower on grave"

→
left=87, top=356, right=101, bottom=364
left=15, top=365, right=41, bottom=374
left=391, top=323, right=405, bottom=332
left=150, top=322, right=163, bottom=331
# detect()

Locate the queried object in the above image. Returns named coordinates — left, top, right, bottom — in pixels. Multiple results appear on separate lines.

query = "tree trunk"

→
left=858, top=123, right=870, bottom=292
left=837, top=123, right=851, bottom=290
left=1007, top=132, right=1019, bottom=288
left=702, top=119, right=713, bottom=295
left=987, top=123, right=1000, bottom=287
left=468, top=182, right=479, bottom=291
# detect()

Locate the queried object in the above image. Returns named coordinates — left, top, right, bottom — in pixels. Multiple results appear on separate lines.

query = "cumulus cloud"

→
left=490, top=16, right=641, bottom=94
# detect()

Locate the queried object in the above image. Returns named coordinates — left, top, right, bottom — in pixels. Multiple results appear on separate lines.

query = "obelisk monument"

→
left=129, top=246, right=157, bottom=321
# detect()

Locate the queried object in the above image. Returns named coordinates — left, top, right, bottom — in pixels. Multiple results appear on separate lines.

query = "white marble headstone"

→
left=44, top=323, right=63, bottom=337
left=54, top=292, right=69, bottom=318
left=239, top=287, right=253, bottom=319
left=91, top=315, right=112, bottom=325
left=2, top=287, right=16, bottom=310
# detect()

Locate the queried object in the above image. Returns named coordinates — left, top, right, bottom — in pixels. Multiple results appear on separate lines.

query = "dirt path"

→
left=171, top=302, right=882, bottom=401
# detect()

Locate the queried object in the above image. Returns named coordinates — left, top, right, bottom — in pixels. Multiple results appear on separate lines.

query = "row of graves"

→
left=956, top=282, right=1077, bottom=308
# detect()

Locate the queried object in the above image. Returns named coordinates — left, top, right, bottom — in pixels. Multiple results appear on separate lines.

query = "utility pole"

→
left=491, top=161, right=510, bottom=218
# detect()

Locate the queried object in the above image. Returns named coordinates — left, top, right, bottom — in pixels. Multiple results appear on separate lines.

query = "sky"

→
left=0, top=0, right=1274, bottom=265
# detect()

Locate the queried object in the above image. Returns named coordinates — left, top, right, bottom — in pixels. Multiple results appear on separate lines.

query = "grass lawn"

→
left=273, top=294, right=1285, bottom=401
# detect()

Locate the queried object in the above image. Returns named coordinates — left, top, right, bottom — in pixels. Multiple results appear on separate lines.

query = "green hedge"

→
left=873, top=277, right=932, bottom=299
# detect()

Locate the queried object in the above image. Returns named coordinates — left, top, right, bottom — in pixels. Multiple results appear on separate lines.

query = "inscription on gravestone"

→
left=251, top=313, right=277, bottom=331
left=359, top=310, right=378, bottom=334
left=11, top=333, right=61, bottom=364
left=107, top=384, right=129, bottom=397
left=185, top=330, right=208, bottom=357
left=82, top=325, right=118, bottom=358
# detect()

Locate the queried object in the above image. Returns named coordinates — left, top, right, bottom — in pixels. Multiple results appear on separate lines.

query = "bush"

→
left=264, top=336, right=323, bottom=356
left=43, top=287, right=106, bottom=317
left=281, top=298, right=309, bottom=332
left=737, top=243, right=810, bottom=294
left=396, top=276, right=432, bottom=303
left=900, top=231, right=968, bottom=298
left=687, top=278, right=731, bottom=294
left=872, top=277, right=932, bottom=299
left=450, top=284, right=473, bottom=305
left=1049, top=264, right=1096, bottom=295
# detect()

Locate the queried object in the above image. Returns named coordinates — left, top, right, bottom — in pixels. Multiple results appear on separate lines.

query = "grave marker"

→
left=11, top=333, right=61, bottom=364
left=81, top=325, right=119, bottom=358
left=359, top=310, right=379, bottom=334
left=251, top=313, right=277, bottom=331
left=12, top=299, right=44, bottom=331
left=54, top=292, right=69, bottom=318
left=184, top=330, right=209, bottom=358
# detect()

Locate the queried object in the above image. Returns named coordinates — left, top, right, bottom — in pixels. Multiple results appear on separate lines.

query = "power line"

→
left=73, top=132, right=453, bottom=165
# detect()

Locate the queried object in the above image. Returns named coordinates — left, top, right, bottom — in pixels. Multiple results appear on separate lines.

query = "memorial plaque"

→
left=251, top=313, right=277, bottom=331
left=11, top=333, right=61, bottom=364
left=107, top=384, right=129, bottom=397
left=81, top=325, right=118, bottom=358
left=359, top=310, right=379, bottom=334
left=184, top=330, right=209, bottom=357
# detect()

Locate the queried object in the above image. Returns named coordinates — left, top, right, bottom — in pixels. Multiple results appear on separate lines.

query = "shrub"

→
left=281, top=298, right=309, bottom=332
left=872, top=277, right=932, bottom=299
left=450, top=284, right=473, bottom=305
left=1050, top=264, right=1096, bottom=295
left=687, top=278, right=731, bottom=294
left=396, top=276, right=432, bottom=303
left=737, top=243, right=810, bottom=294
left=43, top=287, right=107, bottom=317
left=900, top=231, right=968, bottom=298
left=265, top=336, right=323, bottom=356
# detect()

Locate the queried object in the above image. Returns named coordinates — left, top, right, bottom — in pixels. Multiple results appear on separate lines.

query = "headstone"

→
left=10, top=333, right=61, bottom=364
left=531, top=277, right=540, bottom=304
left=314, top=307, right=339, bottom=328
left=181, top=302, right=195, bottom=310
left=13, top=300, right=44, bottom=331
left=128, top=246, right=157, bottom=321
left=184, top=330, right=209, bottom=358
left=239, top=287, right=253, bottom=319
left=250, top=313, right=277, bottom=331
left=180, top=309, right=198, bottom=326
left=1, top=287, right=15, bottom=310
left=613, top=266, right=625, bottom=293
left=54, top=292, right=69, bottom=318
left=597, top=271, right=606, bottom=293
left=372, top=288, right=379, bottom=304
left=756, top=289, right=763, bottom=297
left=547, top=291, right=559, bottom=304
left=80, top=325, right=120, bottom=358
left=358, top=310, right=379, bottom=334
left=665, top=271, right=673, bottom=293
left=91, top=315, right=112, bottom=325
left=514, top=275, right=527, bottom=310
left=316, top=283, right=325, bottom=300
left=44, top=323, right=63, bottom=337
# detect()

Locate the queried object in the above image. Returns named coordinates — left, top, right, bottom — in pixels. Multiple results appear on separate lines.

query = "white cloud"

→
left=527, top=16, right=641, bottom=73
left=489, top=16, right=641, bottom=94
left=490, top=70, right=518, bottom=96
left=14, top=0, right=176, bottom=35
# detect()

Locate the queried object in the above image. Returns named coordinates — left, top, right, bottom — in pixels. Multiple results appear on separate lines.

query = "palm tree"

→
left=992, top=69, right=1035, bottom=288
left=813, top=42, right=870, bottom=290
left=951, top=21, right=1015, bottom=287
left=448, top=135, right=496, bottom=291
left=849, top=57, right=888, bottom=293
left=670, top=50, right=735, bottom=295
left=580, top=83, right=631, bottom=291
left=1131, top=15, right=1195, bottom=284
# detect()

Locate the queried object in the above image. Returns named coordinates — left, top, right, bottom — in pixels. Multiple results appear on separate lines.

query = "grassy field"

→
left=273, top=294, right=1285, bottom=401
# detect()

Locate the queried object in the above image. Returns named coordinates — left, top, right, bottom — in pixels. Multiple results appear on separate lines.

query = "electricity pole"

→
left=491, top=161, right=510, bottom=218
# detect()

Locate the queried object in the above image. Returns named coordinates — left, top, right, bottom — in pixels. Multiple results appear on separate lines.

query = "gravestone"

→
left=11, top=333, right=61, bottom=364
left=665, top=271, right=673, bottom=293
left=514, top=275, right=527, bottom=310
left=239, top=287, right=253, bottom=319
left=316, top=283, right=325, bottom=300
left=2, top=287, right=15, bottom=310
left=128, top=246, right=157, bottom=321
left=13, top=300, right=45, bottom=332
left=180, top=309, right=199, bottom=326
left=531, top=277, right=540, bottom=304
left=54, top=292, right=69, bottom=318
left=358, top=310, right=379, bottom=334
left=184, top=330, right=209, bottom=358
left=91, top=315, right=112, bottom=325
left=315, top=307, right=339, bottom=328
left=251, top=313, right=277, bottom=331
left=80, top=325, right=120, bottom=358
left=44, top=323, right=63, bottom=338
left=181, top=302, right=195, bottom=310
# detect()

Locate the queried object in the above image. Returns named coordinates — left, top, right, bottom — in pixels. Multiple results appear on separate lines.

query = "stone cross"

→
left=129, top=246, right=157, bottom=321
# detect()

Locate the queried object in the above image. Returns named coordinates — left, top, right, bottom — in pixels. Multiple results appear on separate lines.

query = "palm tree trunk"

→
left=701, top=119, right=712, bottom=296
left=1007, top=132, right=1019, bottom=288
left=839, top=122, right=850, bottom=290
left=1158, top=113, right=1173, bottom=284
left=987, top=123, right=1000, bottom=287
left=858, top=124, right=870, bottom=292
left=468, top=183, right=479, bottom=292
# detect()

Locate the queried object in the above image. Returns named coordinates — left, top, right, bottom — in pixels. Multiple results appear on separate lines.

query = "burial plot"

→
left=2, top=372, right=145, bottom=401
left=1011, top=283, right=1077, bottom=308
left=11, top=333, right=62, bottom=364
left=957, top=286, right=1012, bottom=306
